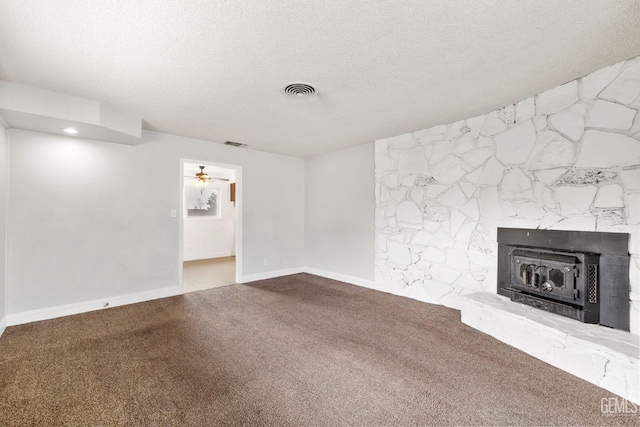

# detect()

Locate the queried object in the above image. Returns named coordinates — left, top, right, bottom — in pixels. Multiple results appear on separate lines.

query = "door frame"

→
left=179, top=158, right=242, bottom=291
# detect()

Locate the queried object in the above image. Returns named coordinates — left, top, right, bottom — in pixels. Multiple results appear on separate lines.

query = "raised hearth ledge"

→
left=460, top=292, right=639, bottom=404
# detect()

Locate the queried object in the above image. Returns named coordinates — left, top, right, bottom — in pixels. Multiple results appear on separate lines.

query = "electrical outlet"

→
left=263, top=258, right=268, bottom=266
left=170, top=209, right=177, bottom=218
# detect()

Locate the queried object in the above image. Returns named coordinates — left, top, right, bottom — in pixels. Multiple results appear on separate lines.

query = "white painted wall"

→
left=0, top=120, right=7, bottom=335
left=305, top=143, right=375, bottom=284
left=7, top=129, right=305, bottom=316
left=183, top=179, right=236, bottom=261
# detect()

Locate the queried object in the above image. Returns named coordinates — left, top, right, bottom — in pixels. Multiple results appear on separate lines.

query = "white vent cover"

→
left=282, top=82, right=317, bottom=98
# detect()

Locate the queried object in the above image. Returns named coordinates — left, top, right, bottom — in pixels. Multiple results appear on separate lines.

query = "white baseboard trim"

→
left=6, top=286, right=182, bottom=326
left=239, top=267, right=305, bottom=283
left=2, top=268, right=375, bottom=327
left=304, top=267, right=376, bottom=289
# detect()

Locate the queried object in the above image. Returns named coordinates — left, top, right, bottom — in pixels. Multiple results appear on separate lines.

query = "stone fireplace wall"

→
left=374, top=56, right=640, bottom=335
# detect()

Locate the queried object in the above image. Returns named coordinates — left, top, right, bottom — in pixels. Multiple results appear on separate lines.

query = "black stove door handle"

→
left=532, top=272, right=540, bottom=288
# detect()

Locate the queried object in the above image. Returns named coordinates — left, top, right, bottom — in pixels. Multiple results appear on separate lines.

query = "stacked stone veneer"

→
left=375, top=56, right=640, bottom=335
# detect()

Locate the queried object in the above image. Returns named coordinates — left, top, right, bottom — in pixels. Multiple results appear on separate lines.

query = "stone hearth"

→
left=460, top=293, right=639, bottom=404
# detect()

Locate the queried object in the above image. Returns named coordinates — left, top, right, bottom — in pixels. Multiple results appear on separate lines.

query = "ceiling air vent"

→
left=224, top=141, right=245, bottom=147
left=282, top=82, right=317, bottom=98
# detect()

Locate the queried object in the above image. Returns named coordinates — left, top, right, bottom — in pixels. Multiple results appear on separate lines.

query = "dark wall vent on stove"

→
left=588, top=265, right=598, bottom=304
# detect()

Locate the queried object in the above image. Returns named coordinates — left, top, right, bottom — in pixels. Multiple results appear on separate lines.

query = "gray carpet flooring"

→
left=0, top=273, right=636, bottom=426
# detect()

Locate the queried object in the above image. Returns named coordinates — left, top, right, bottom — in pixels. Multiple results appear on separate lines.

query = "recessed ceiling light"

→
left=61, top=127, right=79, bottom=135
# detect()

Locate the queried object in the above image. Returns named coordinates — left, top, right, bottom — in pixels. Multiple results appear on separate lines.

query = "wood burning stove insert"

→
left=497, top=228, right=630, bottom=331
left=508, top=247, right=599, bottom=324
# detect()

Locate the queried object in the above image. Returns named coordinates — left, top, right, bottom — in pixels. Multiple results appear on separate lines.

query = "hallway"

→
left=183, top=257, right=236, bottom=293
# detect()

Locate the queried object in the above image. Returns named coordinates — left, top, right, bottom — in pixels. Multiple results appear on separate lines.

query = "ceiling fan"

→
left=184, top=165, right=229, bottom=186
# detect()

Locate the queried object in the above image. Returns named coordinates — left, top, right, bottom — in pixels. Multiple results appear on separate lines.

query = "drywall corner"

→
left=0, top=117, right=8, bottom=338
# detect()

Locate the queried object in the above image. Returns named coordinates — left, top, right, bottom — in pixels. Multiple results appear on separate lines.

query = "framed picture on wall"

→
left=186, top=187, right=220, bottom=219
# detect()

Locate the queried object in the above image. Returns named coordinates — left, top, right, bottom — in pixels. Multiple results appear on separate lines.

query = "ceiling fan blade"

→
left=183, top=176, right=230, bottom=181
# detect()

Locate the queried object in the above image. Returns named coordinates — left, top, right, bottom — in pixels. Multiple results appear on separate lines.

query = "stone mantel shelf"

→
left=461, top=292, right=639, bottom=404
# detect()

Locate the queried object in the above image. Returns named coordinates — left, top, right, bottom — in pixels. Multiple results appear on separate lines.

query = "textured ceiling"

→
left=1, top=1, right=640, bottom=158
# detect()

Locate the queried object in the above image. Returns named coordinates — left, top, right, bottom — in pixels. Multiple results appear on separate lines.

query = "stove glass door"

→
left=510, top=250, right=579, bottom=304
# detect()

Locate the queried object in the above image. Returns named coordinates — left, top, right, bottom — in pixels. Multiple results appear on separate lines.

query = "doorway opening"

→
left=180, top=160, right=242, bottom=293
